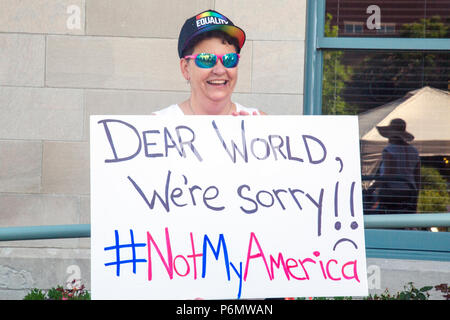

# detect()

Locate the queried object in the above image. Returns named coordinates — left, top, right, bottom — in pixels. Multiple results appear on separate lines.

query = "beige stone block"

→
left=41, top=141, right=89, bottom=195
left=232, top=93, right=303, bottom=115
left=0, top=140, right=42, bottom=193
left=0, top=194, right=79, bottom=227
left=0, top=193, right=82, bottom=247
left=84, top=89, right=190, bottom=139
left=0, top=34, right=45, bottom=86
left=0, top=87, right=83, bottom=140
left=215, top=0, right=307, bottom=40
left=46, top=35, right=187, bottom=90
left=252, top=40, right=305, bottom=94
left=0, top=0, right=85, bottom=34
left=78, top=196, right=90, bottom=248
left=85, top=89, right=189, bottom=115
left=234, top=40, right=252, bottom=93
left=86, top=0, right=213, bottom=37
left=79, top=196, right=90, bottom=224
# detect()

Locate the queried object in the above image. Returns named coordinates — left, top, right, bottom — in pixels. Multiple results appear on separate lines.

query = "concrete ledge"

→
left=0, top=247, right=90, bottom=300
left=366, top=257, right=450, bottom=300
left=0, top=247, right=448, bottom=300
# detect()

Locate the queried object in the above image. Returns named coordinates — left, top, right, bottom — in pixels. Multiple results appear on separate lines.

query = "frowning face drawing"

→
left=332, top=181, right=360, bottom=252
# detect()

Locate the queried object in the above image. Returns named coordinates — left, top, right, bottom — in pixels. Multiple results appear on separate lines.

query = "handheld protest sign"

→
left=90, top=115, right=368, bottom=299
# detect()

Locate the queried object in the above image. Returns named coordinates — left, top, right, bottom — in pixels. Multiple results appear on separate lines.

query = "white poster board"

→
left=90, top=115, right=368, bottom=300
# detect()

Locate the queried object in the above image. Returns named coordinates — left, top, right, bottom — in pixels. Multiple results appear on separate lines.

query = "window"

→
left=378, top=23, right=396, bottom=34
left=324, top=49, right=449, bottom=221
left=304, top=0, right=450, bottom=232
left=344, top=22, right=364, bottom=34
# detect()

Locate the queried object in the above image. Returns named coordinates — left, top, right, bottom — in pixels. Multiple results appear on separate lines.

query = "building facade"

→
left=0, top=0, right=448, bottom=299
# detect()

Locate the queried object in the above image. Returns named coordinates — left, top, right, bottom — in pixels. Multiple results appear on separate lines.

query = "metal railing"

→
left=0, top=224, right=90, bottom=241
left=1, top=213, right=449, bottom=242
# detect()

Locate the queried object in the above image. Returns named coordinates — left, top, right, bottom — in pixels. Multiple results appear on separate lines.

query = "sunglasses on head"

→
left=184, top=52, right=240, bottom=69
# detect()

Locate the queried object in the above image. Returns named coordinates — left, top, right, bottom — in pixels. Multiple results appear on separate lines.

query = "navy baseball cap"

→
left=178, top=9, right=246, bottom=58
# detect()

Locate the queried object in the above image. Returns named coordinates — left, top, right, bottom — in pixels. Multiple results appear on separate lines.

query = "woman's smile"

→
left=206, top=79, right=229, bottom=86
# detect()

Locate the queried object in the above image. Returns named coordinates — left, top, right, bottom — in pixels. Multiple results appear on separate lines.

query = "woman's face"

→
left=181, top=37, right=238, bottom=111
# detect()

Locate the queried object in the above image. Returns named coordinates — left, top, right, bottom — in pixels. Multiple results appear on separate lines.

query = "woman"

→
left=370, top=118, right=421, bottom=214
left=154, top=9, right=264, bottom=116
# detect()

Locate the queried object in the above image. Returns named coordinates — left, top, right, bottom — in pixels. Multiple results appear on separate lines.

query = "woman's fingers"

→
left=231, top=110, right=260, bottom=116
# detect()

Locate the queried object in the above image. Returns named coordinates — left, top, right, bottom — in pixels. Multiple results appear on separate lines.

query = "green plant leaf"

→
left=23, top=288, right=46, bottom=300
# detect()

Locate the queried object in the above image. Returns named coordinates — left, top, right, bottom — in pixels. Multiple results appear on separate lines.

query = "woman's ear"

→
left=180, top=58, right=190, bottom=81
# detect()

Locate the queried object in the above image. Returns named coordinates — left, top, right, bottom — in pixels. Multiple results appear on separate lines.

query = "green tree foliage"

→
left=418, top=166, right=450, bottom=213
left=401, top=16, right=450, bottom=38
left=322, top=13, right=356, bottom=115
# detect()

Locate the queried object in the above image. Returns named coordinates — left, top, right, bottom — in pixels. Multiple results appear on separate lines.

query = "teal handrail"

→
left=0, top=224, right=90, bottom=241
left=0, top=214, right=449, bottom=241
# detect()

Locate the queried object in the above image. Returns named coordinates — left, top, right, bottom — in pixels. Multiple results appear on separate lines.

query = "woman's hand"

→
left=231, top=110, right=267, bottom=116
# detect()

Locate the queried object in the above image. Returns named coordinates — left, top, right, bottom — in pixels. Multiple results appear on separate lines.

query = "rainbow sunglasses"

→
left=184, top=52, right=240, bottom=69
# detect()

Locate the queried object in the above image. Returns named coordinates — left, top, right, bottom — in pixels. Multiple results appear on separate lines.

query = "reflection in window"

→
left=322, top=49, right=450, bottom=229
left=326, top=0, right=450, bottom=38
left=376, top=23, right=396, bottom=34
left=344, top=22, right=364, bottom=34
left=323, top=50, right=449, bottom=113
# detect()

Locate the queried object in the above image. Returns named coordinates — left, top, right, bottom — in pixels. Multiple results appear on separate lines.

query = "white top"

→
left=153, top=103, right=261, bottom=115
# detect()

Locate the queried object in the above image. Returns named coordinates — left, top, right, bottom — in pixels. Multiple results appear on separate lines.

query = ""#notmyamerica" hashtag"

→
left=103, top=228, right=360, bottom=299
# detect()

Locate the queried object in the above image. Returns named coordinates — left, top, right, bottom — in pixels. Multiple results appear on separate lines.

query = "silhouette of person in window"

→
left=370, top=118, right=421, bottom=214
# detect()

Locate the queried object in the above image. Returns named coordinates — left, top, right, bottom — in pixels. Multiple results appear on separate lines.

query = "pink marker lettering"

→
left=187, top=232, right=202, bottom=280
left=244, top=232, right=271, bottom=281
left=147, top=227, right=173, bottom=281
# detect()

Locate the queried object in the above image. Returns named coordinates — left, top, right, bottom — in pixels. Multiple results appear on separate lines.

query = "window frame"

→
left=304, top=0, right=450, bottom=115
left=303, top=0, right=450, bottom=262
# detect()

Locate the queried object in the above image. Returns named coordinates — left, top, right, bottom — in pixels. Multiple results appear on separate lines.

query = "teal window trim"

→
left=318, top=37, right=450, bottom=51
left=304, top=0, right=324, bottom=115
left=365, top=229, right=450, bottom=261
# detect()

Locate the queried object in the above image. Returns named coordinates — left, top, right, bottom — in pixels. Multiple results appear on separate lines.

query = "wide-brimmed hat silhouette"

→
left=376, top=118, right=414, bottom=142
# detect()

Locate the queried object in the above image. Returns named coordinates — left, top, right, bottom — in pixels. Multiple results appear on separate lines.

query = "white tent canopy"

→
left=359, top=86, right=450, bottom=176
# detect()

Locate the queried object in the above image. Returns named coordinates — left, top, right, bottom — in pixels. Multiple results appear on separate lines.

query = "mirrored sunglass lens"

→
left=196, top=53, right=217, bottom=68
left=222, top=53, right=239, bottom=68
